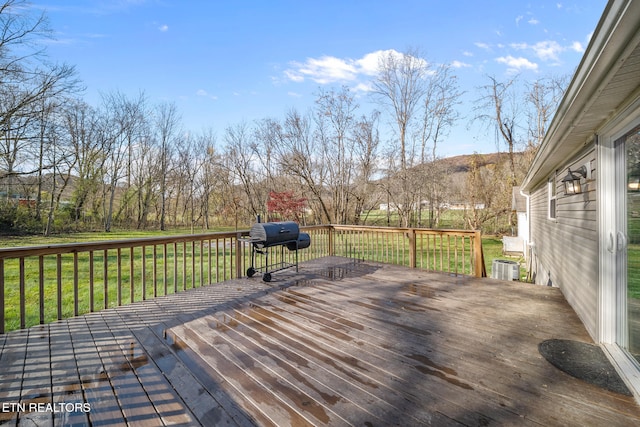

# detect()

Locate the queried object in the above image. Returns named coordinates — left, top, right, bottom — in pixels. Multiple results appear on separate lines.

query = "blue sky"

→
left=34, top=0, right=606, bottom=157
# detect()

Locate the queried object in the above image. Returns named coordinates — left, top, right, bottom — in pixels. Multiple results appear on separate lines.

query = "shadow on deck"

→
left=1, top=256, right=639, bottom=426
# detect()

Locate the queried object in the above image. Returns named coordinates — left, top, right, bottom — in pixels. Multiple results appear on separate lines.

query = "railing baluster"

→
left=57, top=254, right=63, bottom=320
left=200, top=240, right=204, bottom=286
left=89, top=251, right=94, bottom=312
left=182, top=241, right=187, bottom=290
left=207, top=239, right=212, bottom=285
left=447, top=235, right=451, bottom=274
left=142, top=246, right=147, bottom=300
left=462, top=236, right=467, bottom=275
left=163, top=244, right=168, bottom=295
left=117, top=248, right=122, bottom=306
left=153, top=245, right=158, bottom=297
left=129, top=247, right=135, bottom=303
left=39, top=256, right=44, bottom=324
left=73, top=253, right=79, bottom=317
left=222, top=238, right=227, bottom=282
left=215, top=238, right=220, bottom=283
left=191, top=241, right=196, bottom=288
left=19, top=257, right=25, bottom=329
left=0, top=260, right=4, bottom=334
left=173, top=242, right=178, bottom=293
left=103, top=249, right=108, bottom=309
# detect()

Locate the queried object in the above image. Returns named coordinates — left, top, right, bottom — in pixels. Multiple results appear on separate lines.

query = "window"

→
left=548, top=175, right=557, bottom=219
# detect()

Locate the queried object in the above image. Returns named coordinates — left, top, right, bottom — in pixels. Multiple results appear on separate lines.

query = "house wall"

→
left=528, top=147, right=598, bottom=339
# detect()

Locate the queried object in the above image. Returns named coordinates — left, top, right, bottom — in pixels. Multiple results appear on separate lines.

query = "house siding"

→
left=528, top=147, right=598, bottom=339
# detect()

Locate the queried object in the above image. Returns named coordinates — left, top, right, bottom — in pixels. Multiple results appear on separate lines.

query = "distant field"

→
left=0, top=228, right=237, bottom=248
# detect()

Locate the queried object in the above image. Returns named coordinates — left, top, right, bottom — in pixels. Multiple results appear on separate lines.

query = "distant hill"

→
left=434, top=152, right=521, bottom=173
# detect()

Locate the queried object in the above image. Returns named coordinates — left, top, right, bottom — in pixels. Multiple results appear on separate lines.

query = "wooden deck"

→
left=1, top=257, right=639, bottom=426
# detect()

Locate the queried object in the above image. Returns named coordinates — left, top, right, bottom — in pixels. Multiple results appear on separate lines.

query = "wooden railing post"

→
left=474, top=230, right=484, bottom=278
left=408, top=229, right=416, bottom=269
left=236, top=233, right=243, bottom=279
left=0, top=260, right=4, bottom=334
left=328, top=226, right=335, bottom=257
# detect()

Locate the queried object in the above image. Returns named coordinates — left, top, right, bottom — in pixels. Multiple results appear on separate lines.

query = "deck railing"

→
left=0, top=225, right=484, bottom=333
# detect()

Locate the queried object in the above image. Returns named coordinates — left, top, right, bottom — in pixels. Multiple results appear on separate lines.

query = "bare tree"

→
left=98, top=91, right=147, bottom=232
left=63, top=100, right=104, bottom=228
left=351, top=110, right=381, bottom=224
left=372, top=48, right=429, bottom=226
left=274, top=109, right=332, bottom=223
left=525, top=74, right=569, bottom=161
left=314, top=86, right=359, bottom=224
left=475, top=75, right=520, bottom=187
left=417, top=63, right=463, bottom=227
left=222, top=121, right=264, bottom=222
left=153, top=101, right=180, bottom=230
left=194, top=129, right=218, bottom=229
left=0, top=1, right=78, bottom=182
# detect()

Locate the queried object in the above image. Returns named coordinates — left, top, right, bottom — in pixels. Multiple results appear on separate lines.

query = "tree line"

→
left=0, top=0, right=567, bottom=236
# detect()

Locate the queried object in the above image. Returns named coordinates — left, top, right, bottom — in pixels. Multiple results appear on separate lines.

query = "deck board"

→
left=1, top=257, right=640, bottom=426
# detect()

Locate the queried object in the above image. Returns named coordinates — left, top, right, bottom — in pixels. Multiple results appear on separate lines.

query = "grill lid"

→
left=249, top=221, right=300, bottom=247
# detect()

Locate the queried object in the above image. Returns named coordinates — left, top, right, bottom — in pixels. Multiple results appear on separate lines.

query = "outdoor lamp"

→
left=562, top=166, right=588, bottom=195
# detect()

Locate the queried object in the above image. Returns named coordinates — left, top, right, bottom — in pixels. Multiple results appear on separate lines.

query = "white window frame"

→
left=548, top=174, right=557, bottom=220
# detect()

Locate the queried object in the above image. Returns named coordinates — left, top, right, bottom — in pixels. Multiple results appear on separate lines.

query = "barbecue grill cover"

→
left=250, top=221, right=300, bottom=248
left=286, top=232, right=310, bottom=251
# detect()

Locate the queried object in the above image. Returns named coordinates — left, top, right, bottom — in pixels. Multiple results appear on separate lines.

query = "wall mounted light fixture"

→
left=562, top=165, right=588, bottom=195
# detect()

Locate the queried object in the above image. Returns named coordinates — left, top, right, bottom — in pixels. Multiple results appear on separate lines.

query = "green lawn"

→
left=0, top=228, right=237, bottom=248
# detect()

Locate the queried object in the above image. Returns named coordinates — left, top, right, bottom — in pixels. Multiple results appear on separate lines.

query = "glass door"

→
left=620, top=125, right=640, bottom=361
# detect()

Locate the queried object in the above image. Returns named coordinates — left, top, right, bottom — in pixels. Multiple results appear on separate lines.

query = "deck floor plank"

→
left=241, top=286, right=546, bottom=426
left=117, top=299, right=250, bottom=426
left=49, top=320, right=90, bottom=426
left=261, top=277, right=625, bottom=426
left=1, top=257, right=640, bottom=426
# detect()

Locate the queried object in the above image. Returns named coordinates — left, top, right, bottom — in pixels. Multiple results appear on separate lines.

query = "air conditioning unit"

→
left=491, top=259, right=520, bottom=281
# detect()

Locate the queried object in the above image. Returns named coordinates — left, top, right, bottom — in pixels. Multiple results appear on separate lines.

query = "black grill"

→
left=249, top=221, right=300, bottom=248
left=241, top=221, right=310, bottom=282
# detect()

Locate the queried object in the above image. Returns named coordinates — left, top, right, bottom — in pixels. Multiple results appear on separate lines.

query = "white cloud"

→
left=284, top=69, right=304, bottom=83
left=283, top=49, right=407, bottom=88
left=354, top=82, right=374, bottom=92
left=515, top=15, right=523, bottom=25
left=532, top=40, right=563, bottom=61
left=570, top=41, right=584, bottom=53
left=158, top=24, right=169, bottom=32
left=496, top=55, right=538, bottom=72
left=510, top=40, right=564, bottom=62
left=451, top=60, right=471, bottom=68
left=196, top=89, right=217, bottom=100
left=528, top=18, right=539, bottom=25
left=474, top=42, right=490, bottom=50
left=355, top=51, right=388, bottom=76
left=462, top=51, right=473, bottom=57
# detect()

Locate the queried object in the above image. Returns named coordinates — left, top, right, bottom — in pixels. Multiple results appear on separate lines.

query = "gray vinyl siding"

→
left=528, top=147, right=598, bottom=339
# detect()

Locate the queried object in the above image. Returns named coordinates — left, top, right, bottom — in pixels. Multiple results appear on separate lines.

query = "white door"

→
left=617, top=124, right=640, bottom=361
left=599, top=114, right=640, bottom=397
